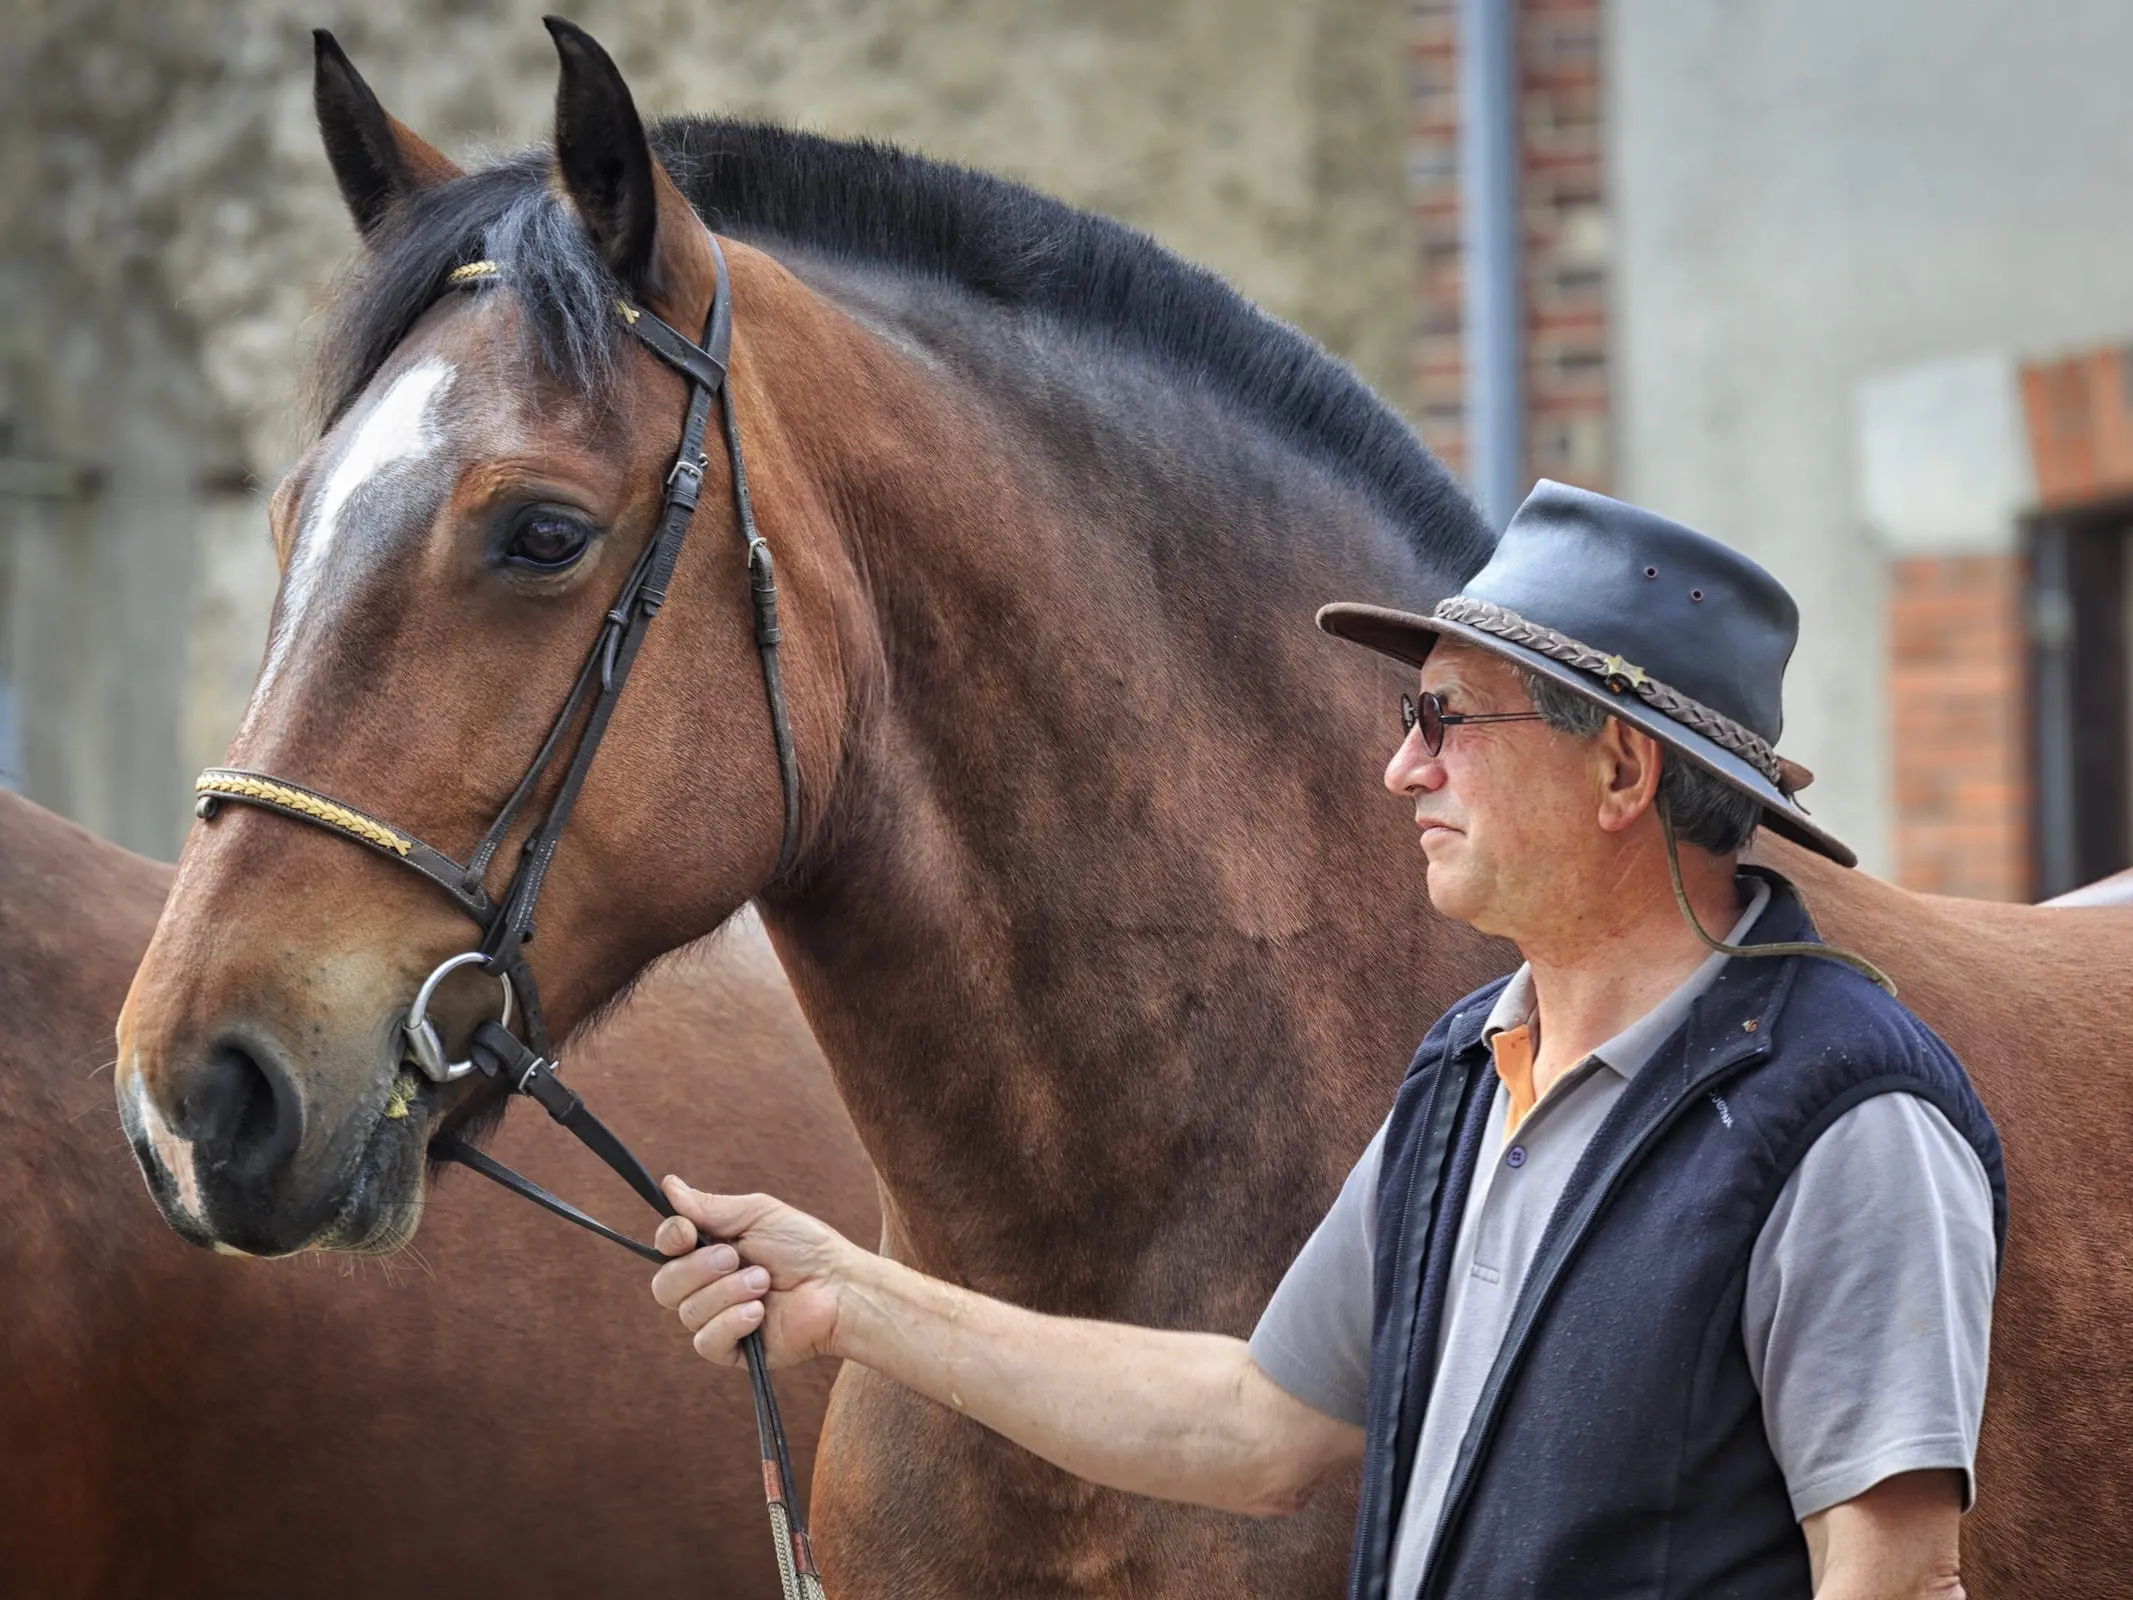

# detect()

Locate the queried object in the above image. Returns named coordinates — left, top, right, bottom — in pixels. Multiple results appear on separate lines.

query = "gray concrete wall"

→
left=0, top=0, right=1416, bottom=859
left=1610, top=0, right=2133, bottom=873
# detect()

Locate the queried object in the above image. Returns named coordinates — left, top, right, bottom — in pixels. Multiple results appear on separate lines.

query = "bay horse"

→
left=2, top=788, right=877, bottom=1597
left=115, top=23, right=2130, bottom=1596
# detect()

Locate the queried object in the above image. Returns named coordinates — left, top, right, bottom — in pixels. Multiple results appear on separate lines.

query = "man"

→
left=649, top=483, right=2003, bottom=1599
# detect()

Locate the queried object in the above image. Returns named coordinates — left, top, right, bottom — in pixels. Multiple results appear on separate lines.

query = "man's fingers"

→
left=651, top=1241, right=741, bottom=1310
left=691, top=1298, right=766, bottom=1366
left=648, top=1180, right=838, bottom=1365
left=678, top=1263, right=772, bottom=1334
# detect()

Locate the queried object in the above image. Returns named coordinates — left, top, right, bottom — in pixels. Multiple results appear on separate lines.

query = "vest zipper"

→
left=1411, top=1041, right=1768, bottom=1598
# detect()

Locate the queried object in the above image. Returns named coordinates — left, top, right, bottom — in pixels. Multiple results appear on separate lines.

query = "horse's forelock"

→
left=308, top=153, right=626, bottom=439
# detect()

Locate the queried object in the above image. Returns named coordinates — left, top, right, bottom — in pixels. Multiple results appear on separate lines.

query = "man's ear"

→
left=314, top=31, right=462, bottom=238
left=1596, top=720, right=1665, bottom=834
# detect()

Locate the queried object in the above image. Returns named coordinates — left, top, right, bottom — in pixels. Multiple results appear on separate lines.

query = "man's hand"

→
left=646, top=1176, right=1363, bottom=1518
left=651, top=1178, right=853, bottom=1367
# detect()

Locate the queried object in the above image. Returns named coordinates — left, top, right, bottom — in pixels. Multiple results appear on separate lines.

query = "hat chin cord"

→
left=1659, top=799, right=1898, bottom=998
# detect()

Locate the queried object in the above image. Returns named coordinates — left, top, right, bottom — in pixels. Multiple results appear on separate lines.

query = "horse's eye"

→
left=503, top=507, right=594, bottom=571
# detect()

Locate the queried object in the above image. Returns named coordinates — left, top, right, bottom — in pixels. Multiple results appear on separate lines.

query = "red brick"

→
left=1888, top=555, right=2029, bottom=899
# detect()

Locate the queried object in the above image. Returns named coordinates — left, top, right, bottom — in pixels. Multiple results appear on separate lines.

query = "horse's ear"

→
left=313, top=30, right=461, bottom=239
left=546, top=16, right=660, bottom=290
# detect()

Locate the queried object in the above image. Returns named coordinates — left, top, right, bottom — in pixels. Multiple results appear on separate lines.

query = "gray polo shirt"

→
left=1249, top=883, right=1997, bottom=1599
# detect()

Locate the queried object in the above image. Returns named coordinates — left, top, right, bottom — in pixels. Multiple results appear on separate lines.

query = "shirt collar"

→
left=1482, top=962, right=1539, bottom=1039
left=1480, top=875, right=1773, bottom=1082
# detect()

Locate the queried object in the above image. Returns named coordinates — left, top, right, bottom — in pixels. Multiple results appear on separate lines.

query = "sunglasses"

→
left=1400, top=691, right=1547, bottom=755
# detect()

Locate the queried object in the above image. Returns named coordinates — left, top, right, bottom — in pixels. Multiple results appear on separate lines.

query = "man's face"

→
left=1382, top=640, right=1605, bottom=939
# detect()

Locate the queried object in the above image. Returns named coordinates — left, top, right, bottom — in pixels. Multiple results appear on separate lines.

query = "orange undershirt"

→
left=1491, top=1022, right=1541, bottom=1138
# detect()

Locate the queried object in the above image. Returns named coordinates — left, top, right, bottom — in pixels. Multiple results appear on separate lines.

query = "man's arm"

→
left=1744, top=1091, right=1997, bottom=1600
left=1801, top=1469, right=1965, bottom=1600
left=649, top=1178, right=1364, bottom=1517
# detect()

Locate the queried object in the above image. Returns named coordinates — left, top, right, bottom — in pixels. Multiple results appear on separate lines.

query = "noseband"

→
left=192, top=235, right=824, bottom=1599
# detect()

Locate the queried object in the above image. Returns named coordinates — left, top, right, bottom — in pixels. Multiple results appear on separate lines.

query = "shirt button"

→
left=1506, top=1146, right=1527, bottom=1169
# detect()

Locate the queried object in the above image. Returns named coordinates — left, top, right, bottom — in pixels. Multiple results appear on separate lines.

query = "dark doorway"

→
left=2029, top=503, right=2133, bottom=897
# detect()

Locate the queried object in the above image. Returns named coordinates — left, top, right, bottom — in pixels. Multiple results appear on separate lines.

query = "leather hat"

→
left=1318, top=479, right=1852, bottom=866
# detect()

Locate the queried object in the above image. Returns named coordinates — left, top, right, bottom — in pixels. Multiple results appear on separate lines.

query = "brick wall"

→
left=1876, top=351, right=2133, bottom=903
left=1411, top=0, right=1466, bottom=475
left=1408, top=0, right=1611, bottom=493
left=1520, top=0, right=1609, bottom=489
left=2022, top=347, right=2133, bottom=508
left=1889, top=555, right=2030, bottom=900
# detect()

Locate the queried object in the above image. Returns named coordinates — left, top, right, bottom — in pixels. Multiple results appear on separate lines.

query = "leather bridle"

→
left=198, top=235, right=800, bottom=1064
left=191, top=235, right=825, bottom=1599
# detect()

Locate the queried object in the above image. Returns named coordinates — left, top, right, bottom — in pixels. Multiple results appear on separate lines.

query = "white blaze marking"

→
left=255, top=358, right=456, bottom=698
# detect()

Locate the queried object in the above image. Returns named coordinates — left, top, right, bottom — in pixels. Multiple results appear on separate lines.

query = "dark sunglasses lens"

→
left=1399, top=693, right=1446, bottom=752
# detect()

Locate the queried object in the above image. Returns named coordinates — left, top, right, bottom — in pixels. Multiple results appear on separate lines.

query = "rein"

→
left=192, top=235, right=825, bottom=1599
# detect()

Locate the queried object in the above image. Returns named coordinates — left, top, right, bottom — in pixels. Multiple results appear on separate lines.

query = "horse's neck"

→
left=759, top=297, right=1501, bottom=1321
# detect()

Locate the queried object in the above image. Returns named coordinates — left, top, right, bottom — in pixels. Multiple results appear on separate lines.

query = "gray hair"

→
left=1517, top=668, right=1764, bottom=855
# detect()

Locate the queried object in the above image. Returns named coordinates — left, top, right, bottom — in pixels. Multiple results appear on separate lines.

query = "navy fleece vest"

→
left=1349, top=875, right=2005, bottom=1600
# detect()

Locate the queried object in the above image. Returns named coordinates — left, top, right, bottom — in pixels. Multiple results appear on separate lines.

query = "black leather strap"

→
left=474, top=237, right=776, bottom=1051
left=729, top=398, right=803, bottom=878
left=433, top=1017, right=811, bottom=1564
left=431, top=1137, right=665, bottom=1263
left=618, top=301, right=730, bottom=394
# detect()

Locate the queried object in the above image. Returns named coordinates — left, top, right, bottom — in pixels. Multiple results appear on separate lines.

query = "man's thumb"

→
left=662, top=1174, right=749, bottom=1238
left=653, top=1212, right=700, bottom=1257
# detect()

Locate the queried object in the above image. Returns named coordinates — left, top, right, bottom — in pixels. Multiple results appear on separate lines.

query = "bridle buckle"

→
left=666, top=452, right=708, bottom=490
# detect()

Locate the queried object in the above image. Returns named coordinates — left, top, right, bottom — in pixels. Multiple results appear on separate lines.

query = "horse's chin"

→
left=315, top=1111, right=432, bottom=1256
left=307, top=1063, right=482, bottom=1255
left=272, top=1056, right=509, bottom=1255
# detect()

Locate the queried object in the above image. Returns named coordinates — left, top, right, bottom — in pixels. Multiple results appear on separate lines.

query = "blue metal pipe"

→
left=1461, top=0, right=1524, bottom=530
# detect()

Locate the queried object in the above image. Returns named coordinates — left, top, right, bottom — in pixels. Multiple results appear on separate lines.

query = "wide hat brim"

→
left=1317, top=601, right=1857, bottom=869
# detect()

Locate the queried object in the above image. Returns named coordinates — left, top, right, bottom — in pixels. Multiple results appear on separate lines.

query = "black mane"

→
left=315, top=120, right=1488, bottom=566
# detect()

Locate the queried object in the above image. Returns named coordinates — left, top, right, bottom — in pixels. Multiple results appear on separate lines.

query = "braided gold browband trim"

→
left=448, top=259, right=642, bottom=325
left=195, top=771, right=411, bottom=857
left=1434, top=595, right=1795, bottom=794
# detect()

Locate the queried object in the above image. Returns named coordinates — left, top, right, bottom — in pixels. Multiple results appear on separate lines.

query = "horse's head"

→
left=118, top=24, right=842, bottom=1255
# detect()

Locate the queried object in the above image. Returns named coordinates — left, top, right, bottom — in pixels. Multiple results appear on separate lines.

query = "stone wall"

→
left=0, top=0, right=1419, bottom=858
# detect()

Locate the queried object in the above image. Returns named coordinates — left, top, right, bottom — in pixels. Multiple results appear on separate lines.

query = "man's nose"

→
left=1383, top=732, right=1445, bottom=797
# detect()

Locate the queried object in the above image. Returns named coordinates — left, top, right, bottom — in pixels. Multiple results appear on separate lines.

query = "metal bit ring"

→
left=403, top=951, right=516, bottom=1083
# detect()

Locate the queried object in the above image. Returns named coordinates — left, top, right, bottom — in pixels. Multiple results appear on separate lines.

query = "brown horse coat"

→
left=0, top=790, right=877, bottom=1598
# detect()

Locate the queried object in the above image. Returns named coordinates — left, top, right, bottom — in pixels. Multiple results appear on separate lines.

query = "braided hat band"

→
left=1432, top=595, right=1813, bottom=799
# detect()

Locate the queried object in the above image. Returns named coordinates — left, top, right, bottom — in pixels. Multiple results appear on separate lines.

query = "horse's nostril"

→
left=189, top=1039, right=305, bottom=1181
